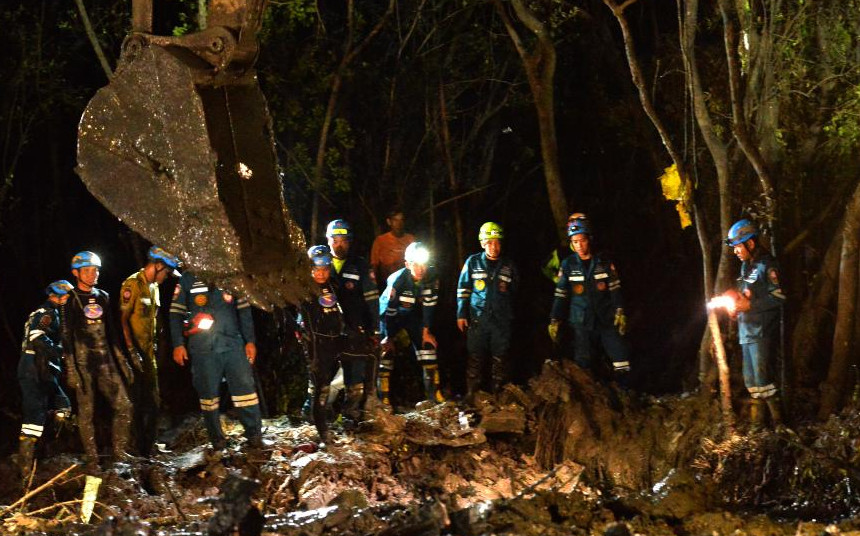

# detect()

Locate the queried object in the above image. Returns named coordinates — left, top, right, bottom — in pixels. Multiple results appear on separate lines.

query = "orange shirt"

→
left=370, top=232, right=415, bottom=284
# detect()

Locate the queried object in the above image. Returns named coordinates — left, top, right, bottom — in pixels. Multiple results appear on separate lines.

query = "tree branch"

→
left=74, top=0, right=113, bottom=80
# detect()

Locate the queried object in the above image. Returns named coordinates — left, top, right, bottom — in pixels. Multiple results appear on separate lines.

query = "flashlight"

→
left=707, top=295, right=736, bottom=314
left=184, top=312, right=215, bottom=335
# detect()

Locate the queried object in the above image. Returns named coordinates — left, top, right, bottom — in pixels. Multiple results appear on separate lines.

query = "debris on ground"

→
left=4, top=366, right=860, bottom=535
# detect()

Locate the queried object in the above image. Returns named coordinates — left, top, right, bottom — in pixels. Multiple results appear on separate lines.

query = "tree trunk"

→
left=717, top=0, right=777, bottom=235
left=680, top=0, right=735, bottom=385
left=74, top=0, right=113, bottom=80
left=494, top=0, right=569, bottom=243
left=818, top=180, right=860, bottom=418
left=311, top=0, right=395, bottom=240
left=438, top=80, right=465, bottom=265
left=792, top=224, right=842, bottom=385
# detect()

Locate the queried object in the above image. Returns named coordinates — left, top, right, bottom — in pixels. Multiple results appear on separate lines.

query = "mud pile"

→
left=4, top=363, right=860, bottom=535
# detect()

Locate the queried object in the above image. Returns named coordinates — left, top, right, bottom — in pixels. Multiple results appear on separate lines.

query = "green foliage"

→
left=824, top=84, right=860, bottom=151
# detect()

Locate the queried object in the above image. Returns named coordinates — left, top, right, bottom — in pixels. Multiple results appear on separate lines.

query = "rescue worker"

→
left=721, top=219, right=785, bottom=429
left=379, top=242, right=444, bottom=405
left=169, top=271, right=263, bottom=450
left=326, top=219, right=378, bottom=421
left=17, top=280, right=74, bottom=479
left=119, top=246, right=179, bottom=456
left=457, top=222, right=519, bottom=402
left=549, top=220, right=631, bottom=383
left=64, top=251, right=135, bottom=466
left=541, top=213, right=588, bottom=283
left=370, top=210, right=415, bottom=287
left=295, top=245, right=345, bottom=444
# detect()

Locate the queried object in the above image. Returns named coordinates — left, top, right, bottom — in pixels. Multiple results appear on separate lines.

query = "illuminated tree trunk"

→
left=818, top=180, right=860, bottom=418
left=494, top=0, right=568, bottom=243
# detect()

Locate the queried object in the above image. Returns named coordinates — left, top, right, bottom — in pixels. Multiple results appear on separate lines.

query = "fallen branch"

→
left=0, top=464, right=79, bottom=518
left=21, top=499, right=82, bottom=517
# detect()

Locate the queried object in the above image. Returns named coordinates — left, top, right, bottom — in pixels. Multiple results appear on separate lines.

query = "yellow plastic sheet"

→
left=81, top=475, right=102, bottom=523
left=658, top=164, right=693, bottom=229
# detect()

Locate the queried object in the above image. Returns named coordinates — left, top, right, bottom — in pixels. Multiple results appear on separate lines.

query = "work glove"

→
left=547, top=321, right=560, bottom=343
left=614, top=308, right=627, bottom=336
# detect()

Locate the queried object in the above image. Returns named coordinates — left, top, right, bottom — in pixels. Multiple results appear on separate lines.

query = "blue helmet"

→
left=326, top=219, right=351, bottom=239
left=567, top=218, right=591, bottom=237
left=307, top=245, right=333, bottom=267
left=147, top=246, right=180, bottom=269
left=71, top=251, right=102, bottom=270
left=45, top=280, right=74, bottom=296
left=726, top=219, right=758, bottom=246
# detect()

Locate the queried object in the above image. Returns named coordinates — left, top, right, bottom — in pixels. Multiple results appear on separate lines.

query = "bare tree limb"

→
left=73, top=0, right=113, bottom=80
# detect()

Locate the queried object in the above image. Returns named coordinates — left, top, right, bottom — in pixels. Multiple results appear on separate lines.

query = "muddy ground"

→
left=4, top=361, right=860, bottom=535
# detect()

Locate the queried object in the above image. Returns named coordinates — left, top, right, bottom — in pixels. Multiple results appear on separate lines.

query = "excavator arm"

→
left=77, top=0, right=311, bottom=309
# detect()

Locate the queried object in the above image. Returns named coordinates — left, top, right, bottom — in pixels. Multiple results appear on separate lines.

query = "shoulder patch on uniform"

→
left=122, top=288, right=132, bottom=303
left=39, top=314, right=52, bottom=328
left=768, top=268, right=780, bottom=286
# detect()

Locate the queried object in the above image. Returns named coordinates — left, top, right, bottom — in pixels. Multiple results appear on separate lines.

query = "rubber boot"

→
left=465, top=354, right=483, bottom=406
left=490, top=355, right=508, bottom=394
left=749, top=399, right=765, bottom=432
left=343, top=383, right=365, bottom=426
left=422, top=364, right=445, bottom=404
left=378, top=371, right=392, bottom=407
left=313, top=385, right=331, bottom=442
left=18, top=436, right=37, bottom=482
left=765, top=396, right=783, bottom=428
left=301, top=379, right=314, bottom=422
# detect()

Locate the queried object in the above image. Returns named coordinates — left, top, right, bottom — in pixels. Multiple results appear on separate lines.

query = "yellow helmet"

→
left=478, top=222, right=503, bottom=241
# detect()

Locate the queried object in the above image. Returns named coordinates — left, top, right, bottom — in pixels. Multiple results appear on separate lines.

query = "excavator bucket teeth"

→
left=77, top=43, right=311, bottom=309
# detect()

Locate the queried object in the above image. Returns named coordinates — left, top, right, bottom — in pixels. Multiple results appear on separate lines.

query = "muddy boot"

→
left=313, top=385, right=331, bottom=441
left=343, top=383, right=365, bottom=426
left=749, top=399, right=765, bottom=432
left=378, top=371, right=392, bottom=407
left=765, top=396, right=783, bottom=428
left=490, top=355, right=508, bottom=394
left=465, top=355, right=482, bottom=406
left=301, top=379, right=313, bottom=422
left=422, top=364, right=445, bottom=404
left=17, top=436, right=37, bottom=482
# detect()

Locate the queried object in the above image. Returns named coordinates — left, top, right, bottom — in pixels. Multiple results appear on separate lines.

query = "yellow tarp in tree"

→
left=658, top=163, right=692, bottom=229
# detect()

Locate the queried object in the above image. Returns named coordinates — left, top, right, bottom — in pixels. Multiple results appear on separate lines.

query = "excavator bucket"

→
left=76, top=1, right=311, bottom=309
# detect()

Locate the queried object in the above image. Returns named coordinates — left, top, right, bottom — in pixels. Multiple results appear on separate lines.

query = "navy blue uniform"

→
left=457, top=253, right=518, bottom=394
left=332, top=255, right=378, bottom=393
left=169, top=273, right=261, bottom=445
left=18, top=301, right=71, bottom=441
left=64, top=287, right=133, bottom=460
left=550, top=252, right=630, bottom=376
left=379, top=267, right=442, bottom=402
left=737, top=251, right=785, bottom=399
left=296, top=282, right=345, bottom=438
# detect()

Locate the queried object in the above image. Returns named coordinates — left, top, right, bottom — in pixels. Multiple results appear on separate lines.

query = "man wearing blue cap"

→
left=120, top=246, right=180, bottom=455
left=16, top=280, right=75, bottom=479
left=65, top=251, right=134, bottom=466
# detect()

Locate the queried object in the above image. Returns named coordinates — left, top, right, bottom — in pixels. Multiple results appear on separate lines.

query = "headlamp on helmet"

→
left=567, top=219, right=591, bottom=237
left=325, top=219, right=352, bottom=239
left=405, top=242, right=430, bottom=265
left=307, top=245, right=333, bottom=267
left=725, top=219, right=758, bottom=247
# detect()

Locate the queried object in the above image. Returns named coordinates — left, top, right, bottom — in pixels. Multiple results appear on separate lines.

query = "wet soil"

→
left=4, top=362, right=860, bottom=535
